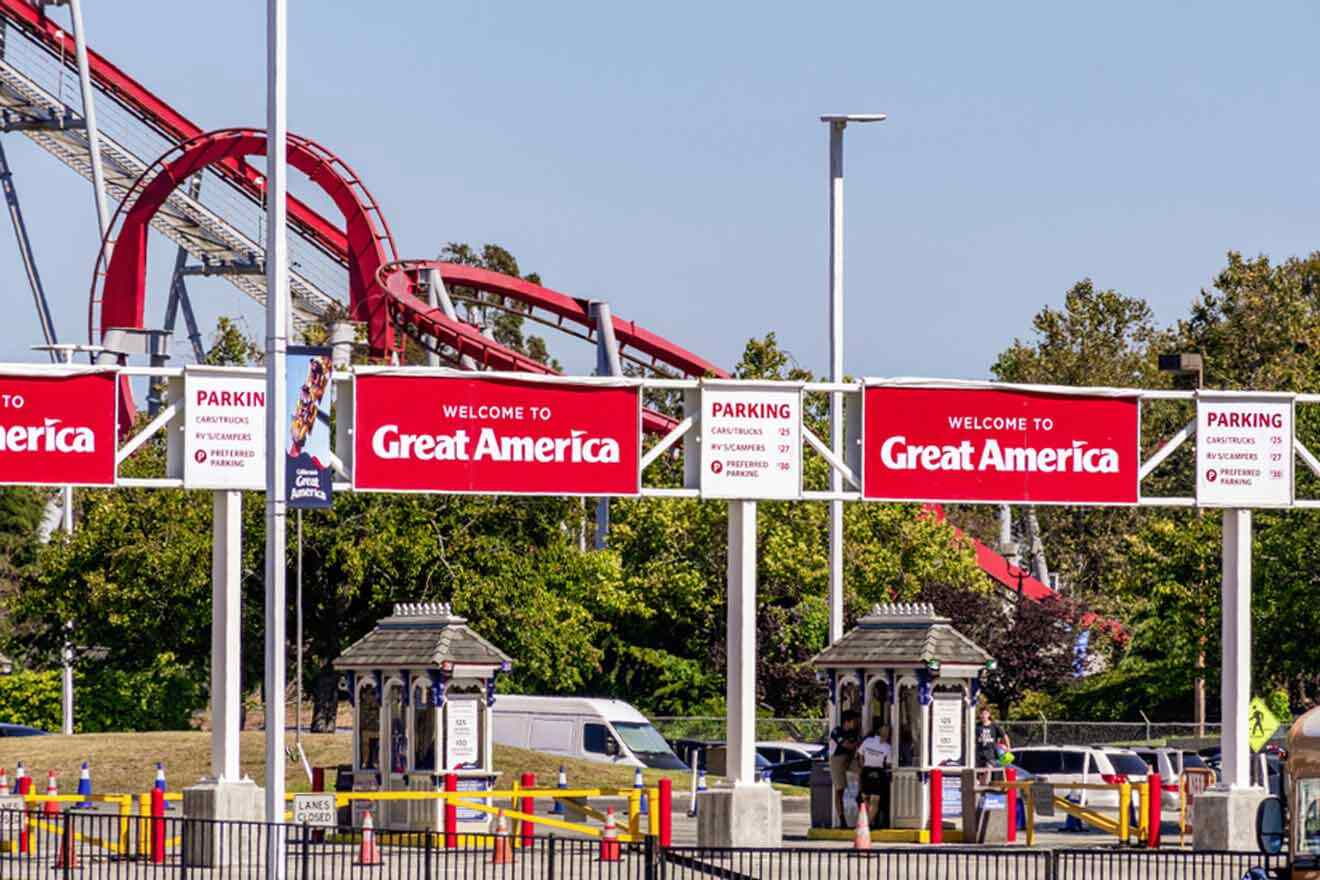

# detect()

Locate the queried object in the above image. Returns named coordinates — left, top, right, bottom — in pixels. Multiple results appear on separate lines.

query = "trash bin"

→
left=810, top=758, right=833, bottom=829
left=334, top=764, right=353, bottom=827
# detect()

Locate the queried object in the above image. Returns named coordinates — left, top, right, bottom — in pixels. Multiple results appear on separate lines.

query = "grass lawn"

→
left=0, top=732, right=702, bottom=796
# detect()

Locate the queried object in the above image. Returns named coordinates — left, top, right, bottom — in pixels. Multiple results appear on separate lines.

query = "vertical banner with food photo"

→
left=286, top=346, right=334, bottom=508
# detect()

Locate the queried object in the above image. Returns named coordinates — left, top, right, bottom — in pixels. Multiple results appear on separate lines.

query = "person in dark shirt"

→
left=829, top=711, right=861, bottom=827
left=975, top=706, right=1009, bottom=783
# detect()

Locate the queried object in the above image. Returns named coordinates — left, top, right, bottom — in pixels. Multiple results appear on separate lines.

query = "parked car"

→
left=764, top=757, right=814, bottom=787
left=756, top=741, right=825, bottom=765
left=671, top=738, right=721, bottom=771
left=492, top=696, right=688, bottom=770
left=1012, top=746, right=1145, bottom=810
left=1133, top=747, right=1189, bottom=810
left=0, top=723, right=46, bottom=737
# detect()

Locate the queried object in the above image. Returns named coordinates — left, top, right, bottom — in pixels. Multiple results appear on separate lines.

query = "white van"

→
left=492, top=696, right=688, bottom=770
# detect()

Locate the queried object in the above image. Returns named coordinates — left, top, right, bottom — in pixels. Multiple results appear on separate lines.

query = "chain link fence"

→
left=653, top=717, right=1225, bottom=748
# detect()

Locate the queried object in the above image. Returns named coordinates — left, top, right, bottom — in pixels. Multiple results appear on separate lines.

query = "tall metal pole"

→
left=67, top=0, right=112, bottom=249
left=826, top=120, right=846, bottom=650
left=820, top=114, right=884, bottom=654
left=264, top=0, right=289, bottom=866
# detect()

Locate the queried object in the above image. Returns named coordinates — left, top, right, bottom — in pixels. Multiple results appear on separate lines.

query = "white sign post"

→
left=1196, top=395, right=1294, bottom=507
left=700, top=384, right=802, bottom=500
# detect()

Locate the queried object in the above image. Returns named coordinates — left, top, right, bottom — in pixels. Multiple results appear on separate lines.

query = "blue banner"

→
left=286, top=347, right=334, bottom=509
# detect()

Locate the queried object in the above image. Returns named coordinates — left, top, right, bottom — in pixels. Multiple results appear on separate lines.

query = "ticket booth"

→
left=334, top=602, right=512, bottom=831
left=811, top=603, right=993, bottom=834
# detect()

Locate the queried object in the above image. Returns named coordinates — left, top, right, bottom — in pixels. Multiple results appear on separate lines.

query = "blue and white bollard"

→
left=552, top=765, right=567, bottom=815
left=154, top=762, right=166, bottom=793
left=634, top=766, right=648, bottom=815
left=76, top=761, right=92, bottom=808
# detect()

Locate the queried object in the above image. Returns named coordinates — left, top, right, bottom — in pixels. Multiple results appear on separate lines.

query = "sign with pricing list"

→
left=700, top=385, right=802, bottom=499
left=1196, top=396, right=1293, bottom=508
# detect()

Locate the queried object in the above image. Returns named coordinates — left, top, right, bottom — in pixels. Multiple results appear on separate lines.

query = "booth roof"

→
left=810, top=603, right=992, bottom=668
left=333, top=603, right=513, bottom=672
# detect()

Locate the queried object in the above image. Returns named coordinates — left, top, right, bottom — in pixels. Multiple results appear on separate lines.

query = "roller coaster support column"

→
left=264, top=0, right=289, bottom=875
left=65, top=0, right=112, bottom=253
left=425, top=268, right=476, bottom=370
left=591, top=301, right=622, bottom=549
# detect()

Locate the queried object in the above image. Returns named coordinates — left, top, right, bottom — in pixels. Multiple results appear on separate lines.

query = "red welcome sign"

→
left=0, top=371, right=117, bottom=486
left=863, top=385, right=1139, bottom=504
left=353, top=373, right=640, bottom=495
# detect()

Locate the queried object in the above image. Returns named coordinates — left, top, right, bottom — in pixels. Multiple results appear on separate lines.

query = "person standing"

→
left=829, top=711, right=861, bottom=827
left=976, top=706, right=1009, bottom=783
left=858, top=723, right=893, bottom=829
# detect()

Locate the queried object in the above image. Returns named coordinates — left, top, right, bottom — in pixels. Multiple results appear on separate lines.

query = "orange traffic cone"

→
left=43, top=771, right=59, bottom=816
left=356, top=810, right=382, bottom=865
left=53, top=821, right=79, bottom=870
left=853, top=800, right=872, bottom=850
left=600, top=806, right=621, bottom=862
left=491, top=810, right=514, bottom=864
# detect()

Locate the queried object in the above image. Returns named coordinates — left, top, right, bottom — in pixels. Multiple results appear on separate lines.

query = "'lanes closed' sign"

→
left=863, top=385, right=1140, bottom=504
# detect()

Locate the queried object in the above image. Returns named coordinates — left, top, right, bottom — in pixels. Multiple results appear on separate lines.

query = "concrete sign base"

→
left=1192, top=786, right=1267, bottom=851
left=183, top=778, right=266, bottom=866
left=697, top=783, right=784, bottom=848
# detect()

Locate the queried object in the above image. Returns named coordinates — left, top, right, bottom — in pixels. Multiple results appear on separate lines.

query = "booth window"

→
left=897, top=683, right=919, bottom=767
left=386, top=681, right=406, bottom=774
left=412, top=685, right=436, bottom=772
left=1300, top=779, right=1320, bottom=854
left=358, top=684, right=380, bottom=771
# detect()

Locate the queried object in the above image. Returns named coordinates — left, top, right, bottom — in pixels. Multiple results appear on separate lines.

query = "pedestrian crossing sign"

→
left=1248, top=697, right=1281, bottom=753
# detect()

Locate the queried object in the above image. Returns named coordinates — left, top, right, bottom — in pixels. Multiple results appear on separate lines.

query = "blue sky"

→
left=2, top=0, right=1318, bottom=379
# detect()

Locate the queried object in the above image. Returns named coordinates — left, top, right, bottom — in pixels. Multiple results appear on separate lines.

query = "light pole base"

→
left=697, top=783, right=783, bottom=848
left=182, top=778, right=265, bottom=866
left=1191, top=786, right=1267, bottom=851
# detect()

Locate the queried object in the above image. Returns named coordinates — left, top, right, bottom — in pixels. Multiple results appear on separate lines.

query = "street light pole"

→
left=264, top=0, right=289, bottom=871
left=820, top=114, right=885, bottom=649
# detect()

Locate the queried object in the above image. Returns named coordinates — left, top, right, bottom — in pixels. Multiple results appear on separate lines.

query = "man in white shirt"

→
left=857, top=724, right=892, bottom=829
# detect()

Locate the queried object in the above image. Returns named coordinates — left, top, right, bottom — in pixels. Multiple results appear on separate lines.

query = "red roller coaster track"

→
left=0, top=0, right=1060, bottom=604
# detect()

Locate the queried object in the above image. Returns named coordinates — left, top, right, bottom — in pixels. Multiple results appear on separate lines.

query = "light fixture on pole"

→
left=819, top=113, right=885, bottom=648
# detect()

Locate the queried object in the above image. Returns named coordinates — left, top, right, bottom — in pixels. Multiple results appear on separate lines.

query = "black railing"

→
left=0, top=808, right=1292, bottom=880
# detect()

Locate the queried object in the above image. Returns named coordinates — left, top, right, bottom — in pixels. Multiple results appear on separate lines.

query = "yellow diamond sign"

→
left=1249, top=697, right=1281, bottom=753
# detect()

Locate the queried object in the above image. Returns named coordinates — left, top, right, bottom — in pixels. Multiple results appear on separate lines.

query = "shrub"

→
left=0, top=655, right=203, bottom=733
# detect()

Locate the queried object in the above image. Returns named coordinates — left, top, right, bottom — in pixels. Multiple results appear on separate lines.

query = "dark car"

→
left=0, top=723, right=47, bottom=737
left=765, top=757, right=814, bottom=787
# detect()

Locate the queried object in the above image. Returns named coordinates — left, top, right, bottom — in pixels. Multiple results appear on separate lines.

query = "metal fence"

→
left=659, top=847, right=1286, bottom=880
left=652, top=717, right=1229, bottom=749
left=0, top=809, right=1289, bottom=880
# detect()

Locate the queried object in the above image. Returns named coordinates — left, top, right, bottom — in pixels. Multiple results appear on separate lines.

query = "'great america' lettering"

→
left=879, top=436, right=1120, bottom=474
left=0, top=418, right=95, bottom=453
left=371, top=425, right=620, bottom=464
